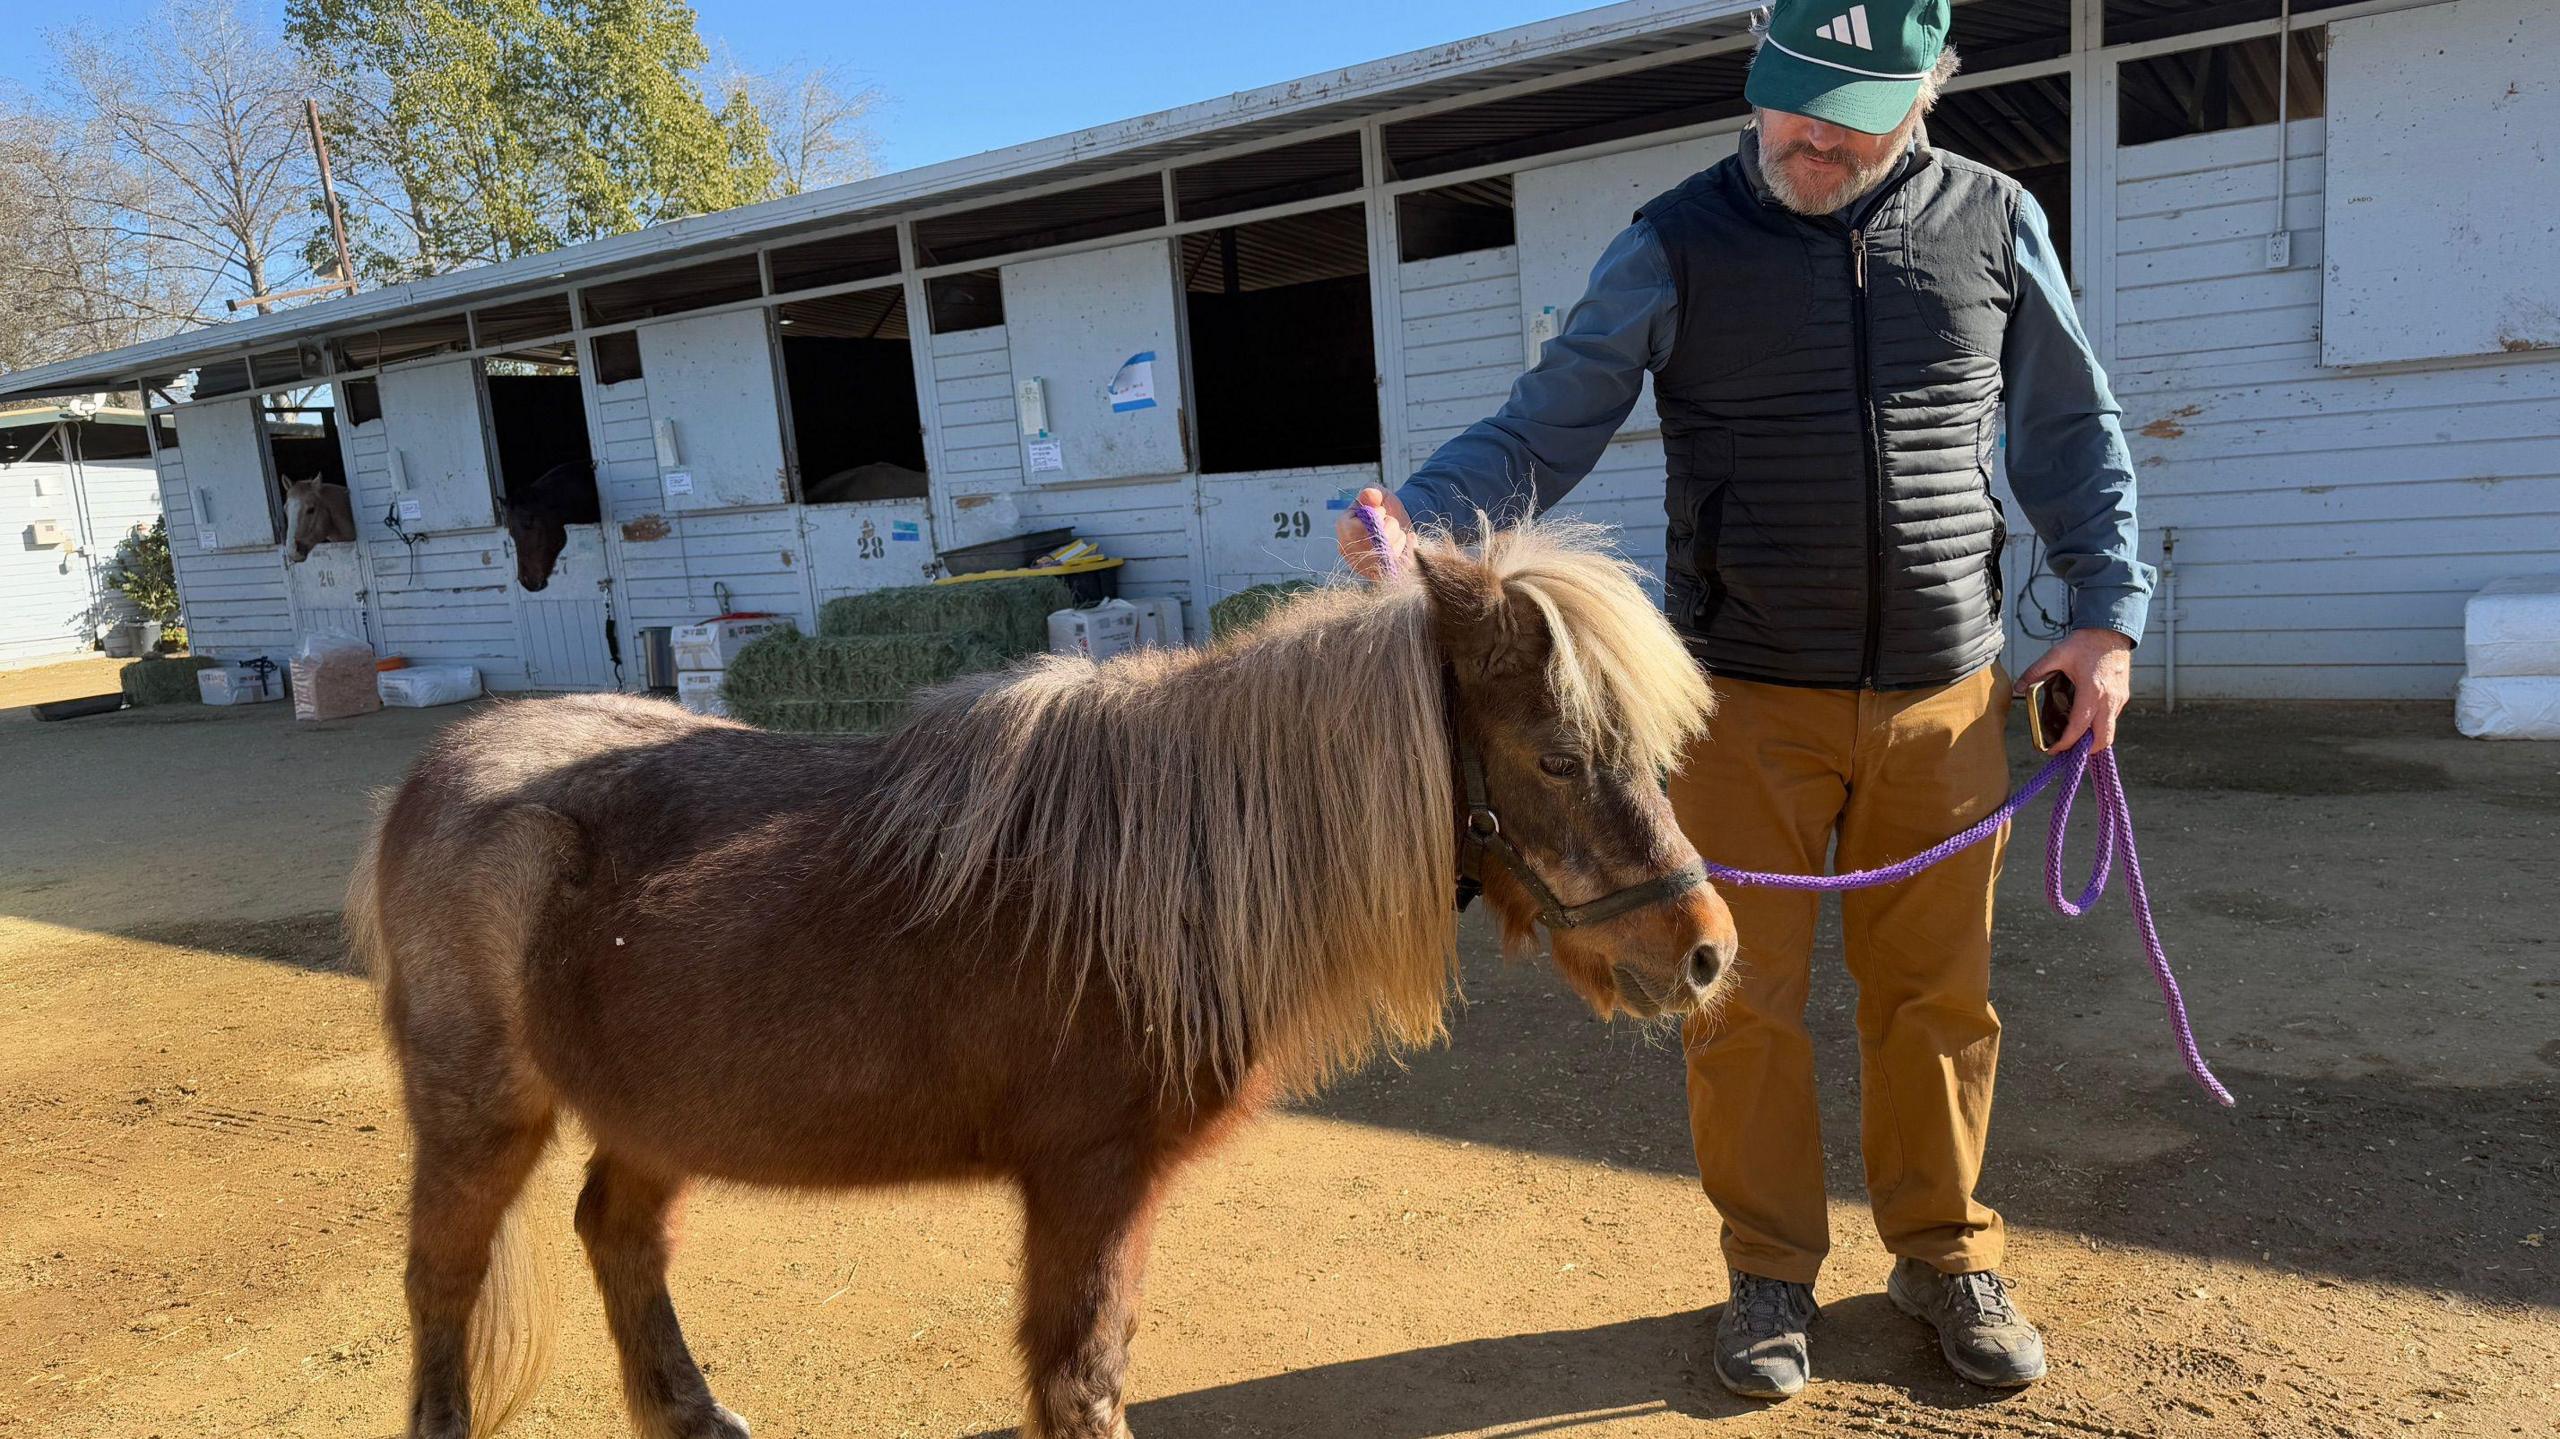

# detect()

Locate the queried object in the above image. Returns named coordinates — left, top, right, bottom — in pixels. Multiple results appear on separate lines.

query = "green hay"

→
left=721, top=630, right=1020, bottom=734
left=1209, top=581, right=1319, bottom=642
left=817, top=575, right=1072, bottom=650
left=120, top=655, right=224, bottom=706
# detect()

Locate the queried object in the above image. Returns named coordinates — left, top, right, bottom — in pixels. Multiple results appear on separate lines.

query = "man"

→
left=1338, top=0, right=2153, bottom=1401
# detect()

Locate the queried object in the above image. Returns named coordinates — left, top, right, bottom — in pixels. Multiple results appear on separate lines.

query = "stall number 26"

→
left=1271, top=510, right=1312, bottom=540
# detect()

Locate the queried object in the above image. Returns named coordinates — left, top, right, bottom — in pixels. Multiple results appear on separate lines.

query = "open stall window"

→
left=579, top=254, right=764, bottom=328
left=913, top=173, right=1165, bottom=267
left=1398, top=177, right=1516, bottom=263
left=776, top=288, right=928, bottom=504
left=341, top=377, right=383, bottom=426
left=1175, top=133, right=1364, bottom=222
left=77, top=420, right=153, bottom=463
left=926, top=269, right=1005, bottom=333
left=1182, top=205, right=1379, bottom=473
left=592, top=331, right=645, bottom=386
left=263, top=389, right=352, bottom=557
left=770, top=227, right=902, bottom=293
left=150, top=413, right=178, bottom=452
left=1383, top=43, right=1753, bottom=181
left=2119, top=27, right=2324, bottom=146
left=484, top=356, right=597, bottom=517
left=1932, top=74, right=2074, bottom=272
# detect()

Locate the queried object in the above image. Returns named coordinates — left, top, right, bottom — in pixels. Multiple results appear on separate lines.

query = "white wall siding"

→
left=150, top=442, right=295, bottom=663
left=2110, top=118, right=2560, bottom=701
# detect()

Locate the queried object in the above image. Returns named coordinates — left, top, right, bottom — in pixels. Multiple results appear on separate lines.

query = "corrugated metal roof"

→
left=0, top=0, right=1760, bottom=405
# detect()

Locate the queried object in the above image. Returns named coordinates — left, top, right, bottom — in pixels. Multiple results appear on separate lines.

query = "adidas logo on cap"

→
left=1815, top=4, right=1875, bottom=49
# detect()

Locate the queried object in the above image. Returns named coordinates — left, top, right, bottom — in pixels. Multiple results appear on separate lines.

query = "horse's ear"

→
left=1414, top=546, right=1549, bottom=681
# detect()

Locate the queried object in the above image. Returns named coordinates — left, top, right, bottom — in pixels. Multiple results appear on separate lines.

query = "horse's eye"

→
left=1538, top=753, right=1582, bottom=779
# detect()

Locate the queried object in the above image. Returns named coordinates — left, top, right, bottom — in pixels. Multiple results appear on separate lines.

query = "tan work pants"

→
left=1672, top=666, right=2013, bottom=1283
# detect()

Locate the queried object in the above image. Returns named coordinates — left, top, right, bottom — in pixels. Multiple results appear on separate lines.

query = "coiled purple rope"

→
left=1352, top=501, right=2233, bottom=1107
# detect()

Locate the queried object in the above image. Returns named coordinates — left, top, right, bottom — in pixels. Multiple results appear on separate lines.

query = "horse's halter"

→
left=1442, top=664, right=1711, bottom=930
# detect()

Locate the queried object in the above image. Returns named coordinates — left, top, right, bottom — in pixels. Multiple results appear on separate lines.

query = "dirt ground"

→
left=0, top=654, right=135, bottom=712
left=1, top=693, right=2553, bottom=1439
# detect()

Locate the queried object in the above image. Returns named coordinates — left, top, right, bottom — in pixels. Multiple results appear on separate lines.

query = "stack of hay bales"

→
left=1209, top=581, right=1318, bottom=642
left=722, top=575, right=1073, bottom=735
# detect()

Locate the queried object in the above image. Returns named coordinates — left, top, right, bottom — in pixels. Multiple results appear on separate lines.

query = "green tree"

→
left=288, top=0, right=781, bottom=279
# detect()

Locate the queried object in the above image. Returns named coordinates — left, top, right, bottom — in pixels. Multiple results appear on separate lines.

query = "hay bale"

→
left=721, top=630, right=1016, bottom=735
left=1210, top=582, right=1319, bottom=642
left=120, top=655, right=224, bottom=706
left=817, top=576, right=1072, bottom=651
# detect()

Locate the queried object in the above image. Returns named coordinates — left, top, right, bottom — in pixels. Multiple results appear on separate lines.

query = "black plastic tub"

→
left=939, top=527, right=1075, bottom=576
left=33, top=693, right=125, bottom=721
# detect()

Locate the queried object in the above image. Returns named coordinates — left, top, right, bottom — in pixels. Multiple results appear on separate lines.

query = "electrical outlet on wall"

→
left=2265, top=232, right=2292, bottom=270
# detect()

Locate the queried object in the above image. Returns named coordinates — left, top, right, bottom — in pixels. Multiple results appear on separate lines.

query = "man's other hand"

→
left=2016, top=627, right=2134, bottom=752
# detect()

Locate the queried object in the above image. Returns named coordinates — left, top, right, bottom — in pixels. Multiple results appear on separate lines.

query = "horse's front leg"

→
left=1014, top=1153, right=1167, bottom=1439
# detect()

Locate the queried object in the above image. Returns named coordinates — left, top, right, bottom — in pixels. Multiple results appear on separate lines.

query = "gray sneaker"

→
left=1886, top=1257, right=2048, bottom=1388
left=1713, top=1271, right=1818, bottom=1400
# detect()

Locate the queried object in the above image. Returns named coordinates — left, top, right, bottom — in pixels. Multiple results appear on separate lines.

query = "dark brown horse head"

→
left=500, top=460, right=596, bottom=592
left=1415, top=531, right=1736, bottom=1021
left=282, top=476, right=353, bottom=561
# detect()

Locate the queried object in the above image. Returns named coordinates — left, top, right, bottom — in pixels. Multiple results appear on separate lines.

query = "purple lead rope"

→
left=1352, top=502, right=2233, bottom=1108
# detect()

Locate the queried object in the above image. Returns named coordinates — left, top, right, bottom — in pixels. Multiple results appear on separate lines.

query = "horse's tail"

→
left=464, top=1203, right=556, bottom=1439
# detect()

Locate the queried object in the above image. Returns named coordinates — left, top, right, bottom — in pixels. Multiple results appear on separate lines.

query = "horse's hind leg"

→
left=404, top=1089, right=554, bottom=1439
left=574, top=1152, right=747, bottom=1439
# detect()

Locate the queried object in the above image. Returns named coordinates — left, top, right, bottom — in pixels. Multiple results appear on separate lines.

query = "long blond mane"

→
left=850, top=519, right=1713, bottom=1093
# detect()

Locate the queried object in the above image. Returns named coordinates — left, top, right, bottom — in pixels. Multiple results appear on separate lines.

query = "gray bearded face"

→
left=1754, top=108, right=1920, bottom=216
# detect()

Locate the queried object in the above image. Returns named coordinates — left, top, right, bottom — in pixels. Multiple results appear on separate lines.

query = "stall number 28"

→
left=1271, top=510, right=1312, bottom=540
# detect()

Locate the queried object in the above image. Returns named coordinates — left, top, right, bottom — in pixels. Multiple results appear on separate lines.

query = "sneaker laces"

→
left=1731, top=1273, right=1811, bottom=1334
left=1947, top=1270, right=2019, bottom=1327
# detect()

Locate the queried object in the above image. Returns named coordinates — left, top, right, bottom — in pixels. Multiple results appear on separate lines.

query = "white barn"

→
left=0, top=0, right=2550, bottom=700
left=0, top=406, right=164, bottom=665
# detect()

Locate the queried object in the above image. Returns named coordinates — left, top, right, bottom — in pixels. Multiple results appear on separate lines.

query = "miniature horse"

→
left=497, top=459, right=602, bottom=591
left=353, top=519, right=1733, bottom=1439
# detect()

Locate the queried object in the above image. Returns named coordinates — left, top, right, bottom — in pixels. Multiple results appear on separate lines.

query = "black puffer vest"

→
left=1641, top=136, right=2020, bottom=690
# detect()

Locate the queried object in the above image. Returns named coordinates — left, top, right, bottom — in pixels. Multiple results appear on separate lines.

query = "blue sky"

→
left=0, top=1, right=1590, bottom=173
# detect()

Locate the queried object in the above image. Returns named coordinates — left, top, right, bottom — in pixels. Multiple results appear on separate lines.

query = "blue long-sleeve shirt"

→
left=1400, top=162, right=2154, bottom=643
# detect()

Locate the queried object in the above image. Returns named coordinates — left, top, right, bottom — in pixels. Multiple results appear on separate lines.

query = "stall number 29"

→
left=1271, top=510, right=1312, bottom=540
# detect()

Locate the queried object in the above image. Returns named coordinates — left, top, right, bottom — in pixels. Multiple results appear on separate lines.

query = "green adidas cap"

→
left=1745, top=0, right=1951, bottom=136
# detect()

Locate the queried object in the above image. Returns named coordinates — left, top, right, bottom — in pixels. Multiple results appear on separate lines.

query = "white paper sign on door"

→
left=1108, top=352, right=1157, bottom=412
left=663, top=469, right=695, bottom=498
left=1027, top=440, right=1064, bottom=473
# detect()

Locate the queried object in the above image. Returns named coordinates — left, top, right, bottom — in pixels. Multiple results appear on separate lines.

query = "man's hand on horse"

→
left=2017, top=627, right=2135, bottom=753
left=1336, top=486, right=1415, bottom=580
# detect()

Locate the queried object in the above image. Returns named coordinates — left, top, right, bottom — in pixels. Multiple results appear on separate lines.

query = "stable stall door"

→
left=802, top=500, right=937, bottom=604
left=378, top=359, right=499, bottom=532
left=172, top=398, right=278, bottom=553
left=636, top=310, right=791, bottom=511
left=286, top=540, right=370, bottom=645
left=1000, top=240, right=1190, bottom=484
left=510, top=524, right=617, bottom=690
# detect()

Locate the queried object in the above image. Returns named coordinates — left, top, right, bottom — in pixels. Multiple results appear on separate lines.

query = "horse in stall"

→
left=497, top=459, right=602, bottom=591
left=352, top=518, right=1736, bottom=1439
left=283, top=475, right=355, bottom=561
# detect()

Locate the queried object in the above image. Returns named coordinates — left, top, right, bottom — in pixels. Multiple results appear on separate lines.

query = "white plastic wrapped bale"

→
left=672, top=614, right=794, bottom=672
left=677, top=669, right=731, bottom=718
left=197, top=661, right=285, bottom=705
left=1130, top=595, right=1186, bottom=647
left=2456, top=677, right=2560, bottom=741
left=2464, top=575, right=2560, bottom=678
left=1048, top=600, right=1140, bottom=661
left=378, top=665, right=484, bottom=708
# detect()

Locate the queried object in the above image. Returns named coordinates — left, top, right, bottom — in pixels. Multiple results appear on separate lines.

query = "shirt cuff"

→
left=2072, top=585, right=2151, bottom=647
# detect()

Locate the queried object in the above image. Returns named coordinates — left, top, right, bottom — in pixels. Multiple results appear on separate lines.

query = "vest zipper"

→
left=1851, top=226, right=1884, bottom=689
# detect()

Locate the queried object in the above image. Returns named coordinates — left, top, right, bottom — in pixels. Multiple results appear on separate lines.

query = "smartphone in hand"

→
left=2025, top=673, right=2076, bottom=752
